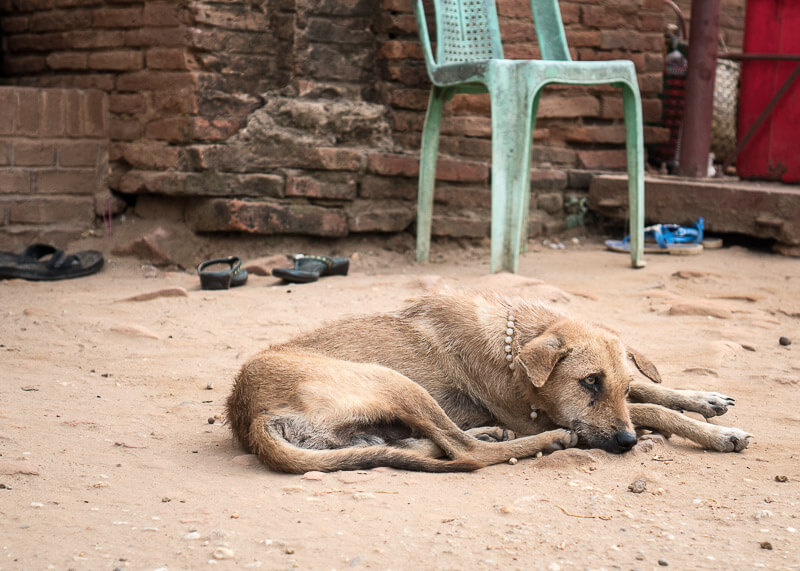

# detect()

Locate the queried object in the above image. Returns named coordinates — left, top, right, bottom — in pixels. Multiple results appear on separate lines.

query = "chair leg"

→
left=489, top=70, right=538, bottom=273
left=621, top=81, right=645, bottom=268
left=416, top=88, right=447, bottom=263
left=519, top=88, right=543, bottom=254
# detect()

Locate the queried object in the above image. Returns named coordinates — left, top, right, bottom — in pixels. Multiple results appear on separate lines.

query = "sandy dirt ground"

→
left=1, top=220, right=799, bottom=570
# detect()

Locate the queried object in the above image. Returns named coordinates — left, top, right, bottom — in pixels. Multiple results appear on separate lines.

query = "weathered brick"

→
left=145, top=116, right=193, bottom=142
left=0, top=141, right=9, bottom=166
left=36, top=169, right=101, bottom=194
left=8, top=196, right=94, bottom=224
left=286, top=171, right=357, bottom=200
left=116, top=71, right=195, bottom=92
left=59, top=141, right=102, bottom=167
left=530, top=168, right=568, bottom=191
left=577, top=149, right=628, bottom=170
left=359, top=174, right=417, bottom=201
left=184, top=173, right=285, bottom=198
left=2, top=54, right=47, bottom=74
left=537, top=94, right=600, bottom=118
left=93, top=7, right=143, bottom=28
left=14, top=142, right=56, bottom=166
left=145, top=48, right=192, bottom=70
left=109, top=93, right=146, bottom=114
left=88, top=50, right=143, bottom=71
left=30, top=9, right=92, bottom=33
left=0, top=90, right=16, bottom=135
left=42, top=89, right=66, bottom=136
left=562, top=125, right=626, bottom=144
left=0, top=171, right=32, bottom=194
left=431, top=207, right=490, bottom=238
left=143, top=2, right=182, bottom=27
left=433, top=184, right=491, bottom=208
left=345, top=199, right=415, bottom=233
left=118, top=170, right=187, bottom=194
left=109, top=117, right=140, bottom=141
left=46, top=51, right=88, bottom=70
left=187, top=198, right=349, bottom=237
left=16, top=89, right=41, bottom=136
left=367, top=152, right=418, bottom=178
left=85, top=89, right=108, bottom=137
left=116, top=141, right=180, bottom=170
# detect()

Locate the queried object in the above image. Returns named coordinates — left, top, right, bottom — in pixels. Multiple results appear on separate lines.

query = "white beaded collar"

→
left=503, top=312, right=516, bottom=370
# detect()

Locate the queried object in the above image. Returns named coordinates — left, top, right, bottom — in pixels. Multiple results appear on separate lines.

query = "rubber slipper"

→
left=604, top=239, right=704, bottom=255
left=271, top=254, right=349, bottom=284
left=606, top=218, right=706, bottom=255
left=0, top=244, right=104, bottom=281
left=198, top=257, right=248, bottom=290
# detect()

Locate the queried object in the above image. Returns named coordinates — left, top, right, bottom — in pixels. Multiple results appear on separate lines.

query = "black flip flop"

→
left=198, top=257, right=248, bottom=290
left=271, top=254, right=349, bottom=284
left=0, top=244, right=104, bottom=281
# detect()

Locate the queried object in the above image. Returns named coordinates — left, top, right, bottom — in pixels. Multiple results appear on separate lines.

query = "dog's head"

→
left=515, top=320, right=645, bottom=454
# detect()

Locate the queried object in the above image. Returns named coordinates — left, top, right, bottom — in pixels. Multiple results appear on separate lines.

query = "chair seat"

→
left=432, top=58, right=638, bottom=88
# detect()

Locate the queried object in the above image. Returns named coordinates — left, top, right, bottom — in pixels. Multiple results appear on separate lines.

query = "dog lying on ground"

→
left=226, top=290, right=751, bottom=473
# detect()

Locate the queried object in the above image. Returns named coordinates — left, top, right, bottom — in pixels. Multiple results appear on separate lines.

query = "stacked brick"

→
left=0, top=87, right=108, bottom=249
left=0, top=1, right=743, bottom=244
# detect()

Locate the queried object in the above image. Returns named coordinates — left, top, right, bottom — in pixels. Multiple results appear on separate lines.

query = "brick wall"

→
left=0, top=86, right=108, bottom=250
left=0, top=1, right=747, bottom=243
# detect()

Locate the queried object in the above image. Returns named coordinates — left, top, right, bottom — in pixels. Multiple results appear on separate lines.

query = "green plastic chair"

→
left=413, top=0, right=645, bottom=272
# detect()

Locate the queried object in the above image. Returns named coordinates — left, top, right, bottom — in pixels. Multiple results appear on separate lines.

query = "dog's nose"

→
left=614, top=430, right=637, bottom=450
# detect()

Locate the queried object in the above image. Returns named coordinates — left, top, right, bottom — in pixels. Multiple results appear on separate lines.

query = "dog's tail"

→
left=246, top=417, right=483, bottom=474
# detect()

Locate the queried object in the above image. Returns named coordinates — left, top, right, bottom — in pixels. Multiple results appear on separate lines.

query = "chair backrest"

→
left=433, top=0, right=504, bottom=64
left=415, top=0, right=571, bottom=69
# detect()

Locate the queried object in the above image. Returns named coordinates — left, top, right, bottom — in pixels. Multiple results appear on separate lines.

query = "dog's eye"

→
left=581, top=375, right=602, bottom=390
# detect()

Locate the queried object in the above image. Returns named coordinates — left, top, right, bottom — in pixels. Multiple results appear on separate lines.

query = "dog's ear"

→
left=516, top=335, right=569, bottom=388
left=626, top=346, right=662, bottom=383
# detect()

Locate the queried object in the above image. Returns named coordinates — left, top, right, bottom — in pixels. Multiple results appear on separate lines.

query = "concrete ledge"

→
left=589, top=174, right=800, bottom=251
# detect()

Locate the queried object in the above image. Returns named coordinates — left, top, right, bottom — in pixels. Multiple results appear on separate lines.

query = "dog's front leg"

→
left=628, top=403, right=751, bottom=452
left=629, top=380, right=735, bottom=418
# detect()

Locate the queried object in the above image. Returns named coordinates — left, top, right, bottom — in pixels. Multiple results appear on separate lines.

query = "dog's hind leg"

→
left=629, top=380, right=735, bottom=418
left=628, top=403, right=751, bottom=452
left=388, top=383, right=577, bottom=465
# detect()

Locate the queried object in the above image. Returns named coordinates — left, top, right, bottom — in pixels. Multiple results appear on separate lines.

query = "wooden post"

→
left=678, top=0, right=722, bottom=178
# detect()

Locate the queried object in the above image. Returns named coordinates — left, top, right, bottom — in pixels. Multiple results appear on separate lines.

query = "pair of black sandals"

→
left=198, top=254, right=349, bottom=290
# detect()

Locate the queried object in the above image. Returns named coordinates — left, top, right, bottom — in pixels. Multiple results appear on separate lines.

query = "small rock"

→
left=508, top=457, right=518, bottom=465
left=284, top=548, right=295, bottom=555
left=760, top=541, right=773, bottom=550
left=352, top=492, right=376, bottom=501
left=779, top=336, right=792, bottom=346
left=628, top=478, right=647, bottom=494
left=753, top=509, right=773, bottom=520
left=740, top=343, right=757, bottom=352
left=775, top=475, right=789, bottom=483
left=184, top=531, right=201, bottom=540
left=658, top=557, right=669, bottom=566
left=301, top=471, right=325, bottom=481
left=212, top=546, right=234, bottom=560
left=207, top=417, right=216, bottom=425
left=499, top=505, right=514, bottom=514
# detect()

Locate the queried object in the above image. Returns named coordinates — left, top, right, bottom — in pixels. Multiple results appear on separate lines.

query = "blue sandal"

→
left=606, top=218, right=705, bottom=255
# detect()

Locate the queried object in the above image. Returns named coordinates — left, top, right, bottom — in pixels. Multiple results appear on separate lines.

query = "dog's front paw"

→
left=680, top=390, right=735, bottom=418
left=545, top=429, right=579, bottom=451
left=707, top=426, right=752, bottom=452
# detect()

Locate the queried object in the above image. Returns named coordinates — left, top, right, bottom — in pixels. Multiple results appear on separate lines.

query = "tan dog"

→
left=226, top=291, right=750, bottom=473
